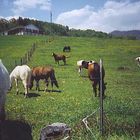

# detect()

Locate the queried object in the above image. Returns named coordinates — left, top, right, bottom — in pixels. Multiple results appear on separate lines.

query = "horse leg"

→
left=64, top=59, right=66, bottom=65
left=94, top=87, right=97, bottom=97
left=79, top=67, right=82, bottom=76
left=36, top=80, right=40, bottom=91
left=51, top=80, right=53, bottom=91
left=55, top=59, right=57, bottom=64
left=98, top=80, right=106, bottom=98
left=15, top=79, right=19, bottom=94
left=44, top=79, right=49, bottom=92
left=0, top=92, right=6, bottom=121
left=92, top=83, right=97, bottom=97
left=22, top=80, right=28, bottom=98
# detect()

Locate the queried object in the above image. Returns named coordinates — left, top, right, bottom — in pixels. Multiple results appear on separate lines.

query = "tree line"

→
left=0, top=17, right=110, bottom=38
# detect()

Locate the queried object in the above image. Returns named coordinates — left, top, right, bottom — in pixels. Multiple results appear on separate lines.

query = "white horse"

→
left=0, top=59, right=10, bottom=121
left=135, top=57, right=140, bottom=67
left=77, top=60, right=95, bottom=76
left=10, top=65, right=31, bottom=98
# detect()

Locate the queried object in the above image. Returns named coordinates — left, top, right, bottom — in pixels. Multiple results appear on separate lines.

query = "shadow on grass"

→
left=28, top=93, right=41, bottom=98
left=37, top=89, right=62, bottom=93
left=0, top=120, right=32, bottom=140
left=46, top=89, right=62, bottom=93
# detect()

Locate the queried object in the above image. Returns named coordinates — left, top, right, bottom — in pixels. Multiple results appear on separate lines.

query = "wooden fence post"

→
left=13, top=42, right=37, bottom=68
left=20, top=58, right=23, bottom=65
left=15, top=60, right=16, bottom=66
left=99, top=59, right=104, bottom=136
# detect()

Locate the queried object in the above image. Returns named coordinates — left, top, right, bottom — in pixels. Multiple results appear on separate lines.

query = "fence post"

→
left=99, top=59, right=104, bottom=136
left=15, top=60, right=17, bottom=66
left=28, top=51, right=30, bottom=61
left=20, top=58, right=23, bottom=65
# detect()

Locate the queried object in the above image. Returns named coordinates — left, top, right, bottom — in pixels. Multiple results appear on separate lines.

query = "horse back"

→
left=88, top=63, right=100, bottom=81
left=53, top=53, right=66, bottom=60
left=32, top=66, right=53, bottom=78
left=88, top=63, right=105, bottom=81
left=10, top=65, right=31, bottom=80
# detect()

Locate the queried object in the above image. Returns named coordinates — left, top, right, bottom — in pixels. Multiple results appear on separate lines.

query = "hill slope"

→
left=0, top=36, right=140, bottom=139
left=110, top=30, right=140, bottom=39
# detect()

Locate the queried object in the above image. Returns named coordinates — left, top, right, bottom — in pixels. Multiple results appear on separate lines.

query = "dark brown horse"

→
left=63, top=46, right=71, bottom=52
left=52, top=52, right=66, bottom=65
left=29, top=66, right=59, bottom=91
left=88, top=62, right=106, bottom=97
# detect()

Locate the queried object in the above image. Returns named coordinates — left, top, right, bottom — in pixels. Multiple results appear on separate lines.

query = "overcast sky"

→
left=0, top=0, right=140, bottom=33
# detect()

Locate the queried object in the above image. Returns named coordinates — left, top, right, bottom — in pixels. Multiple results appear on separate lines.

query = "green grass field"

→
left=0, top=35, right=140, bottom=140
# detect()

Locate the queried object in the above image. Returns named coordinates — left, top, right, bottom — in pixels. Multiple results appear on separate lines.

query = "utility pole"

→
left=50, top=11, right=52, bottom=23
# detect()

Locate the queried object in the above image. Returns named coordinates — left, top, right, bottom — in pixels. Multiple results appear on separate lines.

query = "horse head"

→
left=9, top=73, right=14, bottom=90
left=52, top=52, right=55, bottom=56
left=28, top=76, right=34, bottom=90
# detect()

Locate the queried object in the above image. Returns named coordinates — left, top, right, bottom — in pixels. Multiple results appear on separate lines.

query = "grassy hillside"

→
left=0, top=36, right=140, bottom=140
left=0, top=35, right=47, bottom=71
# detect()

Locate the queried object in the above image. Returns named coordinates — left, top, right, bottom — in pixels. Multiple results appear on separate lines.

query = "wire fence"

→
left=17, top=43, right=36, bottom=65
left=8, top=38, right=54, bottom=72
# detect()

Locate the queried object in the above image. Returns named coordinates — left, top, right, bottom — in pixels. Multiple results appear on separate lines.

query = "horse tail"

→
left=50, top=70, right=59, bottom=88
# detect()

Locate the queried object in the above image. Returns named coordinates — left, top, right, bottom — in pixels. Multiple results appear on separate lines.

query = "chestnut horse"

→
left=88, top=62, right=106, bottom=97
left=29, top=66, right=59, bottom=91
left=77, top=60, right=95, bottom=76
left=52, top=52, right=66, bottom=65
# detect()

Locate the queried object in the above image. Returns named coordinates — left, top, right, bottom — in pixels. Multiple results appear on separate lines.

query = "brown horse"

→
left=88, top=62, right=106, bottom=97
left=52, top=52, right=66, bottom=65
left=29, top=66, right=59, bottom=91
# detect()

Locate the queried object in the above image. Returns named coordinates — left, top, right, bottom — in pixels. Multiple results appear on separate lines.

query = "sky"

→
left=0, top=0, right=140, bottom=33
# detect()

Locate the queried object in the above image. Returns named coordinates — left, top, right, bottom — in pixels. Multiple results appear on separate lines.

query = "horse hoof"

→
left=24, top=95, right=28, bottom=98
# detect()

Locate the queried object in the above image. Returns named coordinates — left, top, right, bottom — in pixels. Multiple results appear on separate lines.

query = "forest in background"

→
left=0, top=17, right=109, bottom=38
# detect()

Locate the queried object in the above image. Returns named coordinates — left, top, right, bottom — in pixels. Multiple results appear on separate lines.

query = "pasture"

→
left=0, top=35, right=140, bottom=139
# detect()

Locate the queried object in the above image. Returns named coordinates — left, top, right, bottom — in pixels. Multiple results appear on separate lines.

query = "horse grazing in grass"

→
left=135, top=57, right=140, bottom=67
left=77, top=60, right=95, bottom=76
left=52, top=52, right=66, bottom=65
left=10, top=65, right=31, bottom=98
left=63, top=46, right=71, bottom=52
left=29, top=66, right=59, bottom=91
left=88, top=62, right=106, bottom=97
left=0, top=60, right=10, bottom=120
